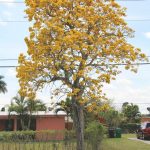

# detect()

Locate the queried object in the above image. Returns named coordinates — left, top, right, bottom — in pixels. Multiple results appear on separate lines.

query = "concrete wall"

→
left=0, top=120, right=5, bottom=131
left=36, top=116, right=65, bottom=130
left=36, top=115, right=65, bottom=140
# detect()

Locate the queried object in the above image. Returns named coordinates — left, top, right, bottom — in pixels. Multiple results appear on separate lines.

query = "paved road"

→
left=128, top=138, right=150, bottom=144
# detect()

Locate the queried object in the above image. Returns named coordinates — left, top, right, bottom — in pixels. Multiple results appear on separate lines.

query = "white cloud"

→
left=103, top=77, right=150, bottom=114
left=144, top=32, right=150, bottom=39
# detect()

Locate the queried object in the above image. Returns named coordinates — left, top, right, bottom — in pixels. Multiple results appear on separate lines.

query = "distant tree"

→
left=0, top=75, right=7, bottom=94
left=54, top=98, right=72, bottom=129
left=122, top=102, right=129, bottom=109
left=8, top=95, right=28, bottom=130
left=26, top=99, right=46, bottom=129
left=147, top=107, right=150, bottom=115
left=122, top=103, right=141, bottom=123
left=99, top=109, right=122, bottom=128
left=8, top=94, right=46, bottom=130
left=84, top=110, right=97, bottom=129
left=55, top=98, right=72, bottom=115
left=1, top=107, right=5, bottom=112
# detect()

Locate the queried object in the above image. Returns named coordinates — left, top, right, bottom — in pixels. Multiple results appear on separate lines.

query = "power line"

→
left=0, top=59, right=18, bottom=61
left=0, top=1, right=24, bottom=3
left=0, top=20, right=28, bottom=23
left=0, top=102, right=150, bottom=106
left=0, top=0, right=145, bottom=3
left=0, top=66, right=17, bottom=68
left=1, top=18, right=150, bottom=23
left=0, top=62, right=150, bottom=68
left=0, top=56, right=150, bottom=61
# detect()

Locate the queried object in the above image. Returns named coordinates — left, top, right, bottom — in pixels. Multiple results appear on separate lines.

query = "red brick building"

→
left=141, top=115, right=150, bottom=123
left=0, top=111, right=65, bottom=131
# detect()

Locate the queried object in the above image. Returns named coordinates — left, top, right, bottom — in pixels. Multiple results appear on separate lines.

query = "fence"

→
left=0, top=130, right=143, bottom=150
left=0, top=130, right=102, bottom=150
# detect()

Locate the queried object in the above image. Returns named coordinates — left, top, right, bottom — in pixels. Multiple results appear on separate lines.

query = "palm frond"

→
left=55, top=108, right=65, bottom=114
left=0, top=75, right=7, bottom=93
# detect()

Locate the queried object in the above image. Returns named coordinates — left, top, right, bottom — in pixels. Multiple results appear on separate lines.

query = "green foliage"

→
left=0, top=75, right=7, bottom=94
left=9, top=94, right=46, bottom=114
left=85, top=121, right=105, bottom=150
left=1, top=107, right=5, bottom=111
left=120, top=123, right=140, bottom=133
left=0, top=130, right=65, bottom=142
left=8, top=94, right=46, bottom=130
left=122, top=102, right=141, bottom=123
left=84, top=111, right=97, bottom=128
left=9, top=95, right=28, bottom=115
left=99, top=109, right=122, bottom=128
left=55, top=98, right=72, bottom=116
left=64, top=130, right=76, bottom=140
left=27, top=99, right=47, bottom=112
left=0, top=131, right=35, bottom=142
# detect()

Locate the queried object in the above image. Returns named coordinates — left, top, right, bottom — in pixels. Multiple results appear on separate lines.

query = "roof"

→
left=0, top=111, right=66, bottom=116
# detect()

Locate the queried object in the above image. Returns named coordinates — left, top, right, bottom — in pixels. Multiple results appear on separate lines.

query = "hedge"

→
left=120, top=123, right=140, bottom=133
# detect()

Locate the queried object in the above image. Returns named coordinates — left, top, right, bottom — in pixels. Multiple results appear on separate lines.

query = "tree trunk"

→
left=20, top=118, right=25, bottom=130
left=72, top=102, right=84, bottom=150
left=27, top=115, right=31, bottom=130
left=27, top=111, right=32, bottom=130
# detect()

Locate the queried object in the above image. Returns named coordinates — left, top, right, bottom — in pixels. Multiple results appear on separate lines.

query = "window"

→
left=146, top=123, right=150, bottom=128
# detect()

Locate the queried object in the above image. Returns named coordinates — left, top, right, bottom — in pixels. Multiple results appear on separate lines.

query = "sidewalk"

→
left=128, top=138, right=150, bottom=145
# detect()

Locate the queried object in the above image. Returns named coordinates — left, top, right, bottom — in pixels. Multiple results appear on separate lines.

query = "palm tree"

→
left=8, top=95, right=28, bottom=130
left=0, top=75, right=7, bottom=94
left=8, top=94, right=46, bottom=130
left=1, top=107, right=5, bottom=111
left=55, top=98, right=72, bottom=130
left=26, top=99, right=46, bottom=129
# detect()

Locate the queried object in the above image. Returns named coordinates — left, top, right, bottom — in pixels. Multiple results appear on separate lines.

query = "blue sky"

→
left=0, top=0, right=150, bottom=113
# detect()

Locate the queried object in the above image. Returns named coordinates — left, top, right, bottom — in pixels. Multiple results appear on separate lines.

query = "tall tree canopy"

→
left=17, top=0, right=146, bottom=149
left=122, top=102, right=141, bottom=123
left=0, top=75, right=7, bottom=94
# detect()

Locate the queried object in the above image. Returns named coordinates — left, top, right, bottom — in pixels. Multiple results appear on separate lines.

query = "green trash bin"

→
left=115, top=128, right=121, bottom=138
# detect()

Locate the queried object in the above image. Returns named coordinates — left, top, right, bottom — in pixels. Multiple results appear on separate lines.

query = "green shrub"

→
left=64, top=130, right=76, bottom=140
left=120, top=123, right=140, bottom=133
left=85, top=121, right=105, bottom=150
left=0, top=131, right=65, bottom=143
left=0, top=131, right=36, bottom=142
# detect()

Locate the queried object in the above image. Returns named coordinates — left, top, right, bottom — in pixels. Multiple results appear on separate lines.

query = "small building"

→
left=0, top=111, right=65, bottom=131
left=141, top=115, right=150, bottom=123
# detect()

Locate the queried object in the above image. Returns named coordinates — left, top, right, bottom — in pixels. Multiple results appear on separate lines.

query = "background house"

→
left=141, top=115, right=150, bottom=123
left=0, top=111, right=65, bottom=131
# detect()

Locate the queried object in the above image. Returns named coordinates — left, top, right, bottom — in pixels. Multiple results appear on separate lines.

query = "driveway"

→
left=128, top=138, right=150, bottom=145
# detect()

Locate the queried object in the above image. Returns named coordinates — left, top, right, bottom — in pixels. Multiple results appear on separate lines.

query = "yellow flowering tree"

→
left=17, top=0, right=146, bottom=149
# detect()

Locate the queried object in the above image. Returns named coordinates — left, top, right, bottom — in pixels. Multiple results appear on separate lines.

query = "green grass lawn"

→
left=0, top=134, right=150, bottom=150
left=0, top=142, right=68, bottom=150
left=101, top=134, right=150, bottom=150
